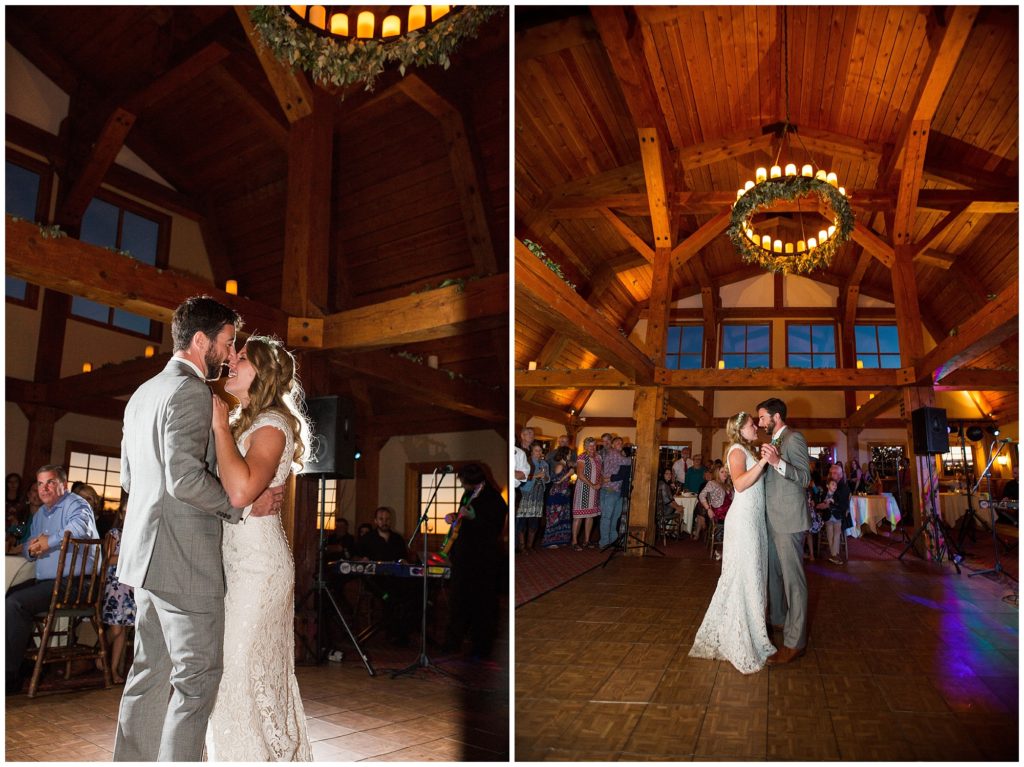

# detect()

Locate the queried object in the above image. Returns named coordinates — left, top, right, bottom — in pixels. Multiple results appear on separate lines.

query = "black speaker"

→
left=911, top=406, right=948, bottom=455
left=300, top=396, right=355, bottom=477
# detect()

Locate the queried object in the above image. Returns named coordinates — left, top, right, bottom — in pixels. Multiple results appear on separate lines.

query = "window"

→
left=807, top=445, right=835, bottom=464
left=65, top=445, right=122, bottom=511
left=855, top=324, right=900, bottom=369
left=70, top=193, right=169, bottom=338
left=721, top=323, right=770, bottom=368
left=6, top=154, right=50, bottom=307
left=315, top=478, right=339, bottom=530
left=869, top=444, right=906, bottom=478
left=787, top=323, right=836, bottom=368
left=940, top=440, right=975, bottom=477
left=659, top=443, right=693, bottom=478
left=665, top=324, right=704, bottom=369
left=419, top=471, right=458, bottom=536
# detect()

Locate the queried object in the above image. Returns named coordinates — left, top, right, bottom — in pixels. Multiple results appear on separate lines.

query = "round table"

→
left=846, top=493, right=902, bottom=538
left=673, top=494, right=699, bottom=533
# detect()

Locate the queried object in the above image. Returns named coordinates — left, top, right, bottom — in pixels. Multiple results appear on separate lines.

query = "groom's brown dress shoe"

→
left=766, top=646, right=805, bottom=665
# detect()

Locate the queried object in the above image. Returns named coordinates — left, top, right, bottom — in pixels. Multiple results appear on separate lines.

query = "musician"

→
left=442, top=463, right=508, bottom=660
left=355, top=506, right=415, bottom=645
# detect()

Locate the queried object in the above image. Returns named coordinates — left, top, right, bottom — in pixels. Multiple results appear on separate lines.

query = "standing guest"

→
left=443, top=464, right=507, bottom=659
left=598, top=437, right=631, bottom=548
left=546, top=434, right=571, bottom=472
left=672, top=447, right=693, bottom=485
left=513, top=426, right=534, bottom=509
left=516, top=442, right=548, bottom=554
left=697, top=464, right=733, bottom=544
left=846, top=458, right=864, bottom=494
left=99, top=510, right=136, bottom=684
left=571, top=437, right=602, bottom=550
left=541, top=447, right=573, bottom=548
left=685, top=455, right=707, bottom=494
left=5, top=465, right=99, bottom=694
left=804, top=474, right=823, bottom=561
left=817, top=464, right=850, bottom=565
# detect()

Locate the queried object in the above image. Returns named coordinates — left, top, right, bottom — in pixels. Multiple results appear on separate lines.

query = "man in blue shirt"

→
left=5, top=464, right=98, bottom=694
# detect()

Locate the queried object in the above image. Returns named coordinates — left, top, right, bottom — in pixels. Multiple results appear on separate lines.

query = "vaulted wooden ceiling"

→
left=515, top=5, right=1017, bottom=424
left=7, top=6, right=509, bottom=437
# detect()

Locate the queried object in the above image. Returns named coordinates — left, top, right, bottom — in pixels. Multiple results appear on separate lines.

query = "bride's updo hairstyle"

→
left=230, top=335, right=311, bottom=472
left=724, top=411, right=757, bottom=462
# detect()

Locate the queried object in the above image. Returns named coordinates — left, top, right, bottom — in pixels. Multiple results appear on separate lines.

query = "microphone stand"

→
left=392, top=467, right=460, bottom=682
left=968, top=440, right=1011, bottom=579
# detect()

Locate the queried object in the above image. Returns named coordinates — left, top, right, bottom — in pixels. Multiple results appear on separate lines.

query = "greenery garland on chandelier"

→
left=249, top=6, right=504, bottom=92
left=727, top=175, right=855, bottom=274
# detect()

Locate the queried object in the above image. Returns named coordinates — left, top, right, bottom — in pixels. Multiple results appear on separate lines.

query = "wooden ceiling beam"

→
left=932, top=368, right=1018, bottom=392
left=515, top=397, right=570, bottom=426
left=670, top=210, right=731, bottom=272
left=665, top=391, right=713, bottom=427
left=48, top=355, right=170, bottom=400
left=207, top=63, right=289, bottom=150
left=515, top=369, right=634, bottom=390
left=676, top=130, right=774, bottom=170
left=516, top=239, right=654, bottom=382
left=234, top=6, right=315, bottom=123
left=849, top=389, right=901, bottom=428
left=56, top=108, right=136, bottom=227
left=911, top=204, right=969, bottom=259
left=123, top=41, right=231, bottom=114
left=850, top=221, right=895, bottom=268
left=519, top=334, right=570, bottom=403
left=290, top=273, right=508, bottom=351
left=916, top=280, right=1019, bottom=384
left=599, top=207, right=654, bottom=263
left=657, top=368, right=913, bottom=391
left=6, top=217, right=288, bottom=337
left=333, top=351, right=504, bottom=423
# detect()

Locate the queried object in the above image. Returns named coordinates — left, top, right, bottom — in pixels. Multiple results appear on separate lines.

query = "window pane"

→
left=880, top=354, right=902, bottom=369
left=813, top=354, right=836, bottom=369
left=71, top=296, right=110, bottom=323
left=861, top=355, right=880, bottom=369
left=855, top=325, right=877, bottom=353
left=722, top=325, right=746, bottom=352
left=790, top=353, right=812, bottom=368
left=121, top=211, right=159, bottom=264
left=681, top=326, right=703, bottom=353
left=723, top=354, right=744, bottom=369
left=748, top=354, right=770, bottom=368
left=667, top=325, right=681, bottom=352
left=6, top=162, right=41, bottom=219
left=6, top=277, right=27, bottom=300
left=789, top=325, right=811, bottom=353
left=747, top=324, right=770, bottom=352
left=665, top=354, right=680, bottom=370
left=678, top=354, right=701, bottom=370
left=112, top=308, right=151, bottom=334
left=811, top=325, right=835, bottom=352
left=877, top=325, right=899, bottom=353
left=80, top=198, right=119, bottom=247
left=67, top=467, right=88, bottom=484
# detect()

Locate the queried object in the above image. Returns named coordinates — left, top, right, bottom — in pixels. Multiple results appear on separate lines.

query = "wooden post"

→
left=19, top=405, right=63, bottom=481
left=628, top=386, right=663, bottom=555
left=845, top=427, right=860, bottom=462
left=355, top=435, right=388, bottom=528
left=646, top=247, right=672, bottom=363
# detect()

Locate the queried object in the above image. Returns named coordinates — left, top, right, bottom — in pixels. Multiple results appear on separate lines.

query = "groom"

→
left=757, top=397, right=811, bottom=665
left=114, top=296, right=280, bottom=761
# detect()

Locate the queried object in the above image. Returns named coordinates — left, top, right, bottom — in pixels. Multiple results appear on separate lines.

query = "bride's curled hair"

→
left=230, top=335, right=311, bottom=472
left=724, top=411, right=757, bottom=463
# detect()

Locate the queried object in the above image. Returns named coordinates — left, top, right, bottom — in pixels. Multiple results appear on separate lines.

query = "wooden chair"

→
left=656, top=512, right=680, bottom=546
left=707, top=517, right=725, bottom=559
left=25, top=530, right=112, bottom=697
left=817, top=524, right=849, bottom=561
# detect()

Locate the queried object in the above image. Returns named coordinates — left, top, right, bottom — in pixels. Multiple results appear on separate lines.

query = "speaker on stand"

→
left=298, top=396, right=374, bottom=674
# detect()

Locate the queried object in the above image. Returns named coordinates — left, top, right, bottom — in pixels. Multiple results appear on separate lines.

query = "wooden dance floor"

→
left=516, top=538, right=1018, bottom=761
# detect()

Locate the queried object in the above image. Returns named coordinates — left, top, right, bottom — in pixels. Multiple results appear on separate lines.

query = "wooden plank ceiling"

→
left=7, top=6, right=509, bottom=436
left=515, top=6, right=1018, bottom=423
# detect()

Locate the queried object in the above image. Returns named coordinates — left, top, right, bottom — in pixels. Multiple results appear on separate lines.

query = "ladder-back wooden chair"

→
left=25, top=530, right=113, bottom=697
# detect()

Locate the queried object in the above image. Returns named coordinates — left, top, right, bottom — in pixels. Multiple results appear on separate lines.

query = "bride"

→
left=205, top=336, right=312, bottom=761
left=689, top=411, right=778, bottom=674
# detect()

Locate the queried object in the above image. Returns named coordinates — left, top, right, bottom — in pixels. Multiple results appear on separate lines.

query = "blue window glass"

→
left=811, top=325, right=836, bottom=353
left=721, top=324, right=771, bottom=368
left=71, top=297, right=110, bottom=323
left=6, top=277, right=27, bottom=301
left=789, top=325, right=811, bottom=353
left=788, top=324, right=836, bottom=368
left=121, top=211, right=158, bottom=265
left=790, top=353, right=812, bottom=369
left=80, top=198, right=120, bottom=247
left=877, top=325, right=899, bottom=353
left=666, top=324, right=703, bottom=369
left=855, top=325, right=900, bottom=369
left=6, top=161, right=42, bottom=301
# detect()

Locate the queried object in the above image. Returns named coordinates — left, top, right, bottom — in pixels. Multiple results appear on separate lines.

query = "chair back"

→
left=50, top=530, right=105, bottom=613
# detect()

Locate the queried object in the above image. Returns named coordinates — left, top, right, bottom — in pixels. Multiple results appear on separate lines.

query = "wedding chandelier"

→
left=726, top=9, right=854, bottom=274
left=286, top=5, right=458, bottom=42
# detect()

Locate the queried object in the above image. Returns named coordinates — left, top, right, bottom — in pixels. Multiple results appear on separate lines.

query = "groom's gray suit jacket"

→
left=118, top=358, right=242, bottom=594
left=764, top=427, right=811, bottom=533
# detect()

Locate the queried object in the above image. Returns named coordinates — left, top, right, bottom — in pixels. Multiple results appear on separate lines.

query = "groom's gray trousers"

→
left=766, top=522, right=808, bottom=651
left=113, top=588, right=225, bottom=762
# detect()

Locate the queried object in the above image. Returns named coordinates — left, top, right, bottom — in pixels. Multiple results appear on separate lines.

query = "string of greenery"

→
left=522, top=238, right=576, bottom=291
left=249, top=6, right=504, bottom=92
left=727, top=176, right=854, bottom=274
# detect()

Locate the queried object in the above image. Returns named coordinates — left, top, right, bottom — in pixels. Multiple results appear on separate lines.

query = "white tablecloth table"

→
left=938, top=493, right=971, bottom=527
left=6, top=555, right=35, bottom=592
left=674, top=495, right=699, bottom=533
left=846, top=493, right=901, bottom=538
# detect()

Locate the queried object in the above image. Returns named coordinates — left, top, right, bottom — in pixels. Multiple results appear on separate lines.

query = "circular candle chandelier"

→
left=726, top=9, right=854, bottom=274
left=285, top=5, right=459, bottom=42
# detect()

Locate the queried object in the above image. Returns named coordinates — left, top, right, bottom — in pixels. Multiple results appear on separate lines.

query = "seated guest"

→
left=862, top=461, right=884, bottom=494
left=684, top=455, right=707, bottom=494
left=1001, top=466, right=1018, bottom=502
left=443, top=463, right=508, bottom=659
left=698, top=464, right=733, bottom=557
left=326, top=517, right=356, bottom=559
left=656, top=469, right=685, bottom=534
left=355, top=506, right=414, bottom=644
left=6, top=465, right=99, bottom=694
left=356, top=522, right=372, bottom=540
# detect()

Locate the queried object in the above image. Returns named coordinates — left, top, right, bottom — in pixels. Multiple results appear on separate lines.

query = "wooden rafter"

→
left=657, top=367, right=913, bottom=391
left=665, top=390, right=712, bottom=427
left=515, top=369, right=634, bottom=390
left=599, top=208, right=654, bottom=263
left=850, top=222, right=895, bottom=268
left=670, top=210, right=731, bottom=272
left=848, top=389, right=901, bottom=428
left=234, top=6, right=314, bottom=123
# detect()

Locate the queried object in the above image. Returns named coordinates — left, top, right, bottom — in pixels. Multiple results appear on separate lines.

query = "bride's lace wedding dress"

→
left=689, top=443, right=776, bottom=674
left=206, top=410, right=312, bottom=761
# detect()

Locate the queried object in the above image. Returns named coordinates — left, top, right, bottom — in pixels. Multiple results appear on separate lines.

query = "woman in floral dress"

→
left=516, top=442, right=548, bottom=554
left=571, top=437, right=602, bottom=550
left=100, top=517, right=136, bottom=683
left=541, top=446, right=573, bottom=548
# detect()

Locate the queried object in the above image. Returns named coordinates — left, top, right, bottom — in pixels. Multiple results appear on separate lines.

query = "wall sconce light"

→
left=144, top=345, right=156, bottom=358
left=717, top=360, right=726, bottom=369
left=996, top=454, right=1009, bottom=466
left=82, top=362, right=92, bottom=373
left=225, top=279, right=238, bottom=295
left=528, top=360, right=538, bottom=371
left=856, top=359, right=864, bottom=369
left=427, top=355, right=439, bottom=369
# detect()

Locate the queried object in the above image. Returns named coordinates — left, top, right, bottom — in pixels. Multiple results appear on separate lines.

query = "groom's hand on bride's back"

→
left=249, top=486, right=285, bottom=517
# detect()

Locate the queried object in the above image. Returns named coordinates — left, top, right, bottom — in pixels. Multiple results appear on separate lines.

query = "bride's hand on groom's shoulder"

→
left=211, top=394, right=231, bottom=433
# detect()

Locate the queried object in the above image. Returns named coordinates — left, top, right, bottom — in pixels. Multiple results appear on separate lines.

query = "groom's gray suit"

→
left=764, top=426, right=811, bottom=651
left=114, top=358, right=242, bottom=762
